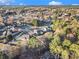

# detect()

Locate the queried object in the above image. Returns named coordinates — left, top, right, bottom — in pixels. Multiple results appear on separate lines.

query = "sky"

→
left=0, top=0, right=79, bottom=5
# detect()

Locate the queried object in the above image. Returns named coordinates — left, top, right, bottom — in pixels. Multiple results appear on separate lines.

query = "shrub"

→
left=49, top=18, right=79, bottom=59
left=27, top=37, right=40, bottom=48
left=31, top=19, right=38, bottom=26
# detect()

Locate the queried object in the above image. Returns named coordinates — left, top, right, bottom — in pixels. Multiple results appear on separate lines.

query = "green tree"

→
left=61, top=50, right=69, bottom=59
left=49, top=35, right=62, bottom=54
left=62, top=39, right=71, bottom=48
left=31, top=19, right=38, bottom=26
left=27, top=37, right=40, bottom=48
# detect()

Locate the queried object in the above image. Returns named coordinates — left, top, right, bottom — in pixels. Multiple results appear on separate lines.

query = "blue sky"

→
left=0, top=0, right=79, bottom=5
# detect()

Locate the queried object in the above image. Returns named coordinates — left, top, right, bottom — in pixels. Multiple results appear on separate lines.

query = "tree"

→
left=61, top=50, right=69, bottom=59
left=31, top=19, right=38, bottom=26
left=27, top=37, right=40, bottom=48
left=62, top=39, right=71, bottom=48
left=49, top=14, right=79, bottom=59
left=49, top=35, right=62, bottom=54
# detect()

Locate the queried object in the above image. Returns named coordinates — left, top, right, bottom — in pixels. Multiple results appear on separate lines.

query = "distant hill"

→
left=0, top=5, right=79, bottom=9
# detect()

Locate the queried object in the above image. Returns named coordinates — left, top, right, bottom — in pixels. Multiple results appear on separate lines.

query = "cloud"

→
left=19, top=3, right=26, bottom=5
left=49, top=1, right=63, bottom=5
left=0, top=0, right=15, bottom=5
left=6, top=3, right=10, bottom=5
left=72, top=4, right=79, bottom=5
left=19, top=3, right=24, bottom=5
left=0, top=0, right=11, bottom=3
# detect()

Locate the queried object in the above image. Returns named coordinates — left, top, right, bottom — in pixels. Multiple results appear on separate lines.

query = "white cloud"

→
left=0, top=0, right=15, bottom=5
left=72, top=4, right=79, bottom=5
left=0, top=0, right=10, bottom=3
left=19, top=3, right=24, bottom=5
left=6, top=3, right=10, bottom=5
left=19, top=3, right=26, bottom=5
left=49, top=1, right=63, bottom=5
